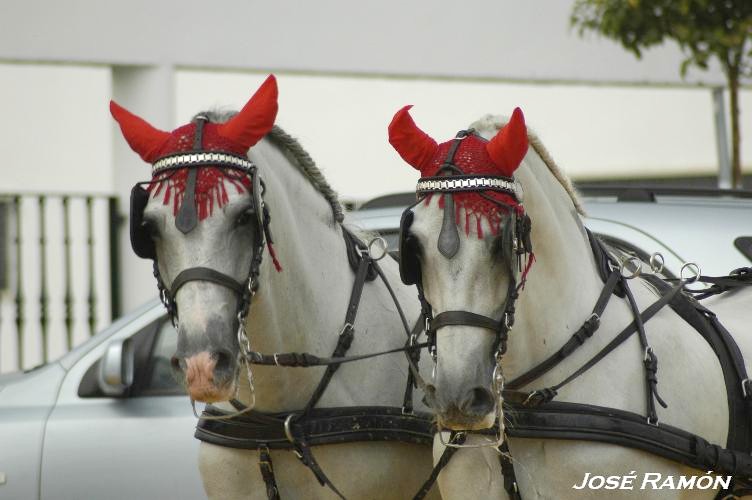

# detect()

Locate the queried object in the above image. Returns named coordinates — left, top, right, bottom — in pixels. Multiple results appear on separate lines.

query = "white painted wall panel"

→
left=0, top=0, right=726, bottom=85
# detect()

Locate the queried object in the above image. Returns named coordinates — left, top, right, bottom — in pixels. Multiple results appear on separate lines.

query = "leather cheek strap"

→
left=170, top=266, right=246, bottom=299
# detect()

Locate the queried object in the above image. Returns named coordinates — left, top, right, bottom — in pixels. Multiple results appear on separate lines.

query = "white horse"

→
left=389, top=105, right=752, bottom=499
left=112, top=77, right=442, bottom=499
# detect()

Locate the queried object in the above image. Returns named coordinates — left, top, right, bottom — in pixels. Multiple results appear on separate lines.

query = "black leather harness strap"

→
left=170, top=267, right=246, bottom=298
left=506, top=270, right=620, bottom=390
left=498, top=441, right=522, bottom=500
left=302, top=242, right=373, bottom=414
left=175, top=116, right=206, bottom=234
left=504, top=401, right=752, bottom=479
left=215, top=227, right=433, bottom=500
left=622, top=278, right=667, bottom=425
left=411, top=432, right=465, bottom=500
left=505, top=279, right=683, bottom=407
left=258, top=445, right=280, bottom=500
left=643, top=274, right=752, bottom=455
left=245, top=343, right=430, bottom=369
left=436, top=132, right=471, bottom=259
left=430, top=311, right=504, bottom=332
left=675, top=267, right=752, bottom=300
left=196, top=406, right=434, bottom=449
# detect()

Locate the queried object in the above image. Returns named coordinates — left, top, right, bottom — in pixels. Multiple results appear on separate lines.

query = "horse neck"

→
left=235, top=140, right=381, bottom=410
left=502, top=155, right=607, bottom=378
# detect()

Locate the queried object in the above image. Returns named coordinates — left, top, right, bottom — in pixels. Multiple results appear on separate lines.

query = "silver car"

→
left=0, top=300, right=204, bottom=500
left=1, top=186, right=749, bottom=500
left=349, top=186, right=752, bottom=277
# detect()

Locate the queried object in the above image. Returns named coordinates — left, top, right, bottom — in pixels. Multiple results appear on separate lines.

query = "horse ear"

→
left=388, top=105, right=438, bottom=171
left=218, top=74, right=279, bottom=151
left=110, top=101, right=171, bottom=163
left=486, top=107, right=529, bottom=176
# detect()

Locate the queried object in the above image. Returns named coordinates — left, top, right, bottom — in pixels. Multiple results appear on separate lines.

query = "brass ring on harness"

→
left=367, top=236, right=389, bottom=261
left=680, top=262, right=701, bottom=284
left=649, top=252, right=665, bottom=274
left=284, top=414, right=297, bottom=444
left=619, top=256, right=642, bottom=280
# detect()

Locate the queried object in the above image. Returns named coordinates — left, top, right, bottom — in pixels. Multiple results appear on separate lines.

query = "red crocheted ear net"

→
left=111, top=75, right=278, bottom=220
left=112, top=76, right=283, bottom=271
left=389, top=106, right=529, bottom=238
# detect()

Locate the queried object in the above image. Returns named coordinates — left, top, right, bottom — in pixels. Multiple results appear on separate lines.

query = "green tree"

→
left=571, top=0, right=752, bottom=188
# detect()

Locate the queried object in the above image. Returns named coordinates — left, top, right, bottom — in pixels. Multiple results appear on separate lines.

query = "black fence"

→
left=0, top=193, right=120, bottom=372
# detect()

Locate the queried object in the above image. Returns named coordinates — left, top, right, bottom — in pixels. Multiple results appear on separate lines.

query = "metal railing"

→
left=1, top=193, right=120, bottom=372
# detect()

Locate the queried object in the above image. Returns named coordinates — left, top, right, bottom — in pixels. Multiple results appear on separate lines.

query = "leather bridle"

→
left=399, top=129, right=532, bottom=373
left=131, top=115, right=270, bottom=330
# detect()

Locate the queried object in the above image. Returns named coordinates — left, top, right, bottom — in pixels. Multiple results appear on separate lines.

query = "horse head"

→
left=111, top=76, right=279, bottom=403
left=390, top=105, right=532, bottom=431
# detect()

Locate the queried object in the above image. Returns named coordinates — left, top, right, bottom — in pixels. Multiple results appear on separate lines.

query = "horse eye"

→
left=235, top=209, right=254, bottom=227
left=491, top=235, right=506, bottom=257
left=142, top=220, right=159, bottom=239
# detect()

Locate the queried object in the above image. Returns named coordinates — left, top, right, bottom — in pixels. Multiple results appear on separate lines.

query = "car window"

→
left=380, top=230, right=399, bottom=251
left=140, top=321, right=183, bottom=396
left=79, top=317, right=184, bottom=398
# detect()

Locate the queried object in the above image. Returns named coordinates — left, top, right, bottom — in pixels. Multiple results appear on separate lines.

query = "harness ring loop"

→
left=649, top=252, right=665, bottom=274
left=284, top=414, right=298, bottom=445
left=619, top=256, right=642, bottom=280
left=680, top=262, right=701, bottom=284
left=367, top=236, right=389, bottom=261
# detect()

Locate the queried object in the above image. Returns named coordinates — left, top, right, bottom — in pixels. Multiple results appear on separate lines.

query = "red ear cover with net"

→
left=388, top=105, right=438, bottom=171
left=109, top=101, right=171, bottom=163
left=485, top=107, right=528, bottom=176
left=217, top=74, right=278, bottom=151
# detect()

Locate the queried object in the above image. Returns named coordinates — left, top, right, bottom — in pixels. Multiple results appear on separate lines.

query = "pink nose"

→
left=183, top=352, right=230, bottom=402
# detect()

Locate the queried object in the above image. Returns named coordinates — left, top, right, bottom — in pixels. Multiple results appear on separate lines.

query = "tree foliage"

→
left=571, top=0, right=752, bottom=187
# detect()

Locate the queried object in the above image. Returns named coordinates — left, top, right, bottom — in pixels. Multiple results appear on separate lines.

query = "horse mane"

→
left=468, top=114, right=585, bottom=215
left=194, top=111, right=345, bottom=224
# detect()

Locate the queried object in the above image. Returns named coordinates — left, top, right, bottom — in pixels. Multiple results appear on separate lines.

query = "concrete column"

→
left=111, top=65, right=175, bottom=315
left=712, top=87, right=732, bottom=190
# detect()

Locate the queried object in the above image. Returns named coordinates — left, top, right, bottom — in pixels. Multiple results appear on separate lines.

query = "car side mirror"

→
left=98, top=338, right=135, bottom=396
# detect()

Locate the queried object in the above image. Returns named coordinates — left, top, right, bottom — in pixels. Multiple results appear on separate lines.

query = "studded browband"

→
left=415, top=175, right=524, bottom=202
left=151, top=151, right=255, bottom=175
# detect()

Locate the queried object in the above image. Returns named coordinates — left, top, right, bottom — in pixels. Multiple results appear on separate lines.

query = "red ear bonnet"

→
left=109, top=101, right=171, bottom=163
left=486, top=107, right=528, bottom=176
left=109, top=75, right=280, bottom=222
left=388, top=105, right=530, bottom=238
left=110, top=75, right=279, bottom=162
left=217, top=74, right=278, bottom=151
left=388, top=105, right=438, bottom=171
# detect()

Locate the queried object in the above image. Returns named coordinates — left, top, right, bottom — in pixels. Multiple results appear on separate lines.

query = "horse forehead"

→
left=412, top=207, right=496, bottom=287
left=143, top=179, right=252, bottom=221
left=410, top=201, right=443, bottom=238
left=411, top=202, right=495, bottom=255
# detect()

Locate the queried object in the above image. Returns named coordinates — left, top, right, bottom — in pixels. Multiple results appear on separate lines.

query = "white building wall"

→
left=0, top=63, right=113, bottom=371
left=176, top=70, right=752, bottom=200
left=1, top=3, right=751, bottom=368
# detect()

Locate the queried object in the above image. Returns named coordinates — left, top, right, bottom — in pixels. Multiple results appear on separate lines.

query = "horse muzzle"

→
left=173, top=350, right=238, bottom=403
left=429, top=384, right=497, bottom=431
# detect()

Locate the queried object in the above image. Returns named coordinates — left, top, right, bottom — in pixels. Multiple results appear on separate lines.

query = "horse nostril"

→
left=170, top=356, right=184, bottom=373
left=460, top=387, right=495, bottom=416
left=213, top=350, right=234, bottom=373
